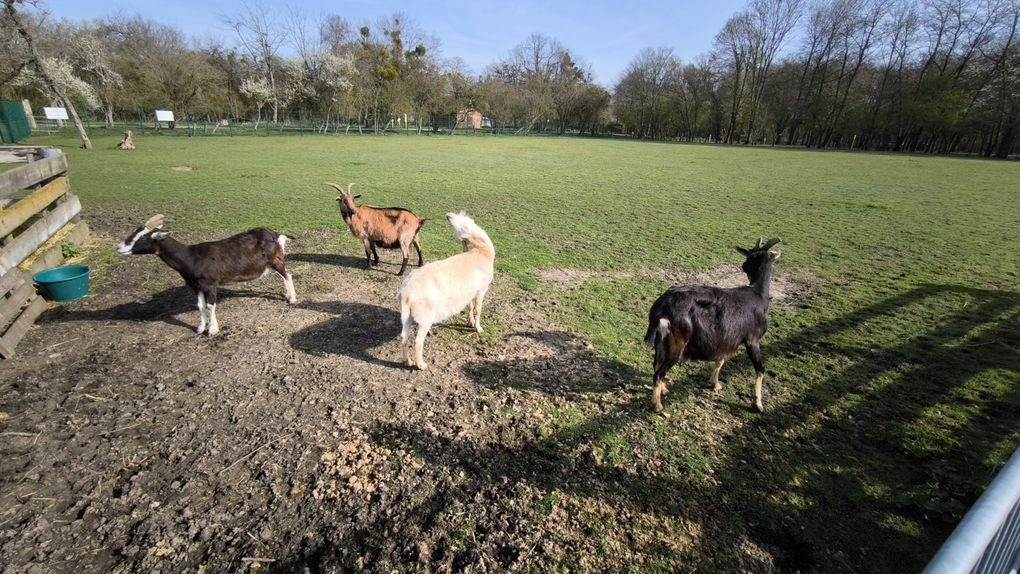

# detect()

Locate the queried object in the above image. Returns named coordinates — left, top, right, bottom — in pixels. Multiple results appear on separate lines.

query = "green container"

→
left=32, top=265, right=90, bottom=301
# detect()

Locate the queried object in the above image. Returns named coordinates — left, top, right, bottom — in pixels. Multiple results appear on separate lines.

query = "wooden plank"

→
left=0, top=154, right=67, bottom=200
left=0, top=194, right=80, bottom=273
left=0, top=146, right=47, bottom=164
left=0, top=175, right=69, bottom=237
left=0, top=267, right=22, bottom=297
left=0, top=278, right=32, bottom=329
left=0, top=294, right=47, bottom=359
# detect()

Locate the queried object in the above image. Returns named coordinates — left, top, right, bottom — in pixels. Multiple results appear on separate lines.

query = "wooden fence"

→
left=0, top=151, right=88, bottom=358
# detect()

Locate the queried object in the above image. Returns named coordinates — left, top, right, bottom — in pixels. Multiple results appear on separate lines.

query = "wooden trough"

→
left=0, top=151, right=88, bottom=358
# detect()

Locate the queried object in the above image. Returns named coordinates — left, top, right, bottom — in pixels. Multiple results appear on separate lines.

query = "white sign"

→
left=43, top=107, right=69, bottom=120
left=155, top=110, right=175, bottom=122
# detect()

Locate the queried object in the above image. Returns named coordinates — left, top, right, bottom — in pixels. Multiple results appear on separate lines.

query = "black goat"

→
left=116, top=214, right=297, bottom=336
left=644, top=238, right=782, bottom=412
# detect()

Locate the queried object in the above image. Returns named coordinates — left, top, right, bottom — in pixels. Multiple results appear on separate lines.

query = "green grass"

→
left=28, top=129, right=1020, bottom=571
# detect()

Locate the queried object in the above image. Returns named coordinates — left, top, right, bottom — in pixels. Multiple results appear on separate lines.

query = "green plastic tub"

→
left=32, top=265, right=90, bottom=301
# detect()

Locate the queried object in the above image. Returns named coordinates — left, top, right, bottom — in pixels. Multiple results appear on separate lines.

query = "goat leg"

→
left=413, top=236, right=425, bottom=266
left=711, top=359, right=726, bottom=392
left=652, top=377, right=667, bottom=412
left=398, top=241, right=410, bottom=275
left=196, top=291, right=207, bottom=334
left=205, top=287, right=220, bottom=336
left=414, top=320, right=432, bottom=370
left=362, top=238, right=373, bottom=268
left=745, top=340, right=765, bottom=412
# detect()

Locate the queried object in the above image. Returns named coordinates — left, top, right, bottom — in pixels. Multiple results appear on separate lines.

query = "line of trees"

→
left=615, top=0, right=1020, bottom=157
left=0, top=1, right=611, bottom=139
left=1, top=0, right=1017, bottom=156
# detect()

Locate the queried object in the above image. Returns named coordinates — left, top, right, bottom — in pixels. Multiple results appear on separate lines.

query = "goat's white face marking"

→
left=116, top=226, right=149, bottom=255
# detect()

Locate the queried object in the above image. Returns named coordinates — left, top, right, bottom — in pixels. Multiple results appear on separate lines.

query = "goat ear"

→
left=352, top=194, right=362, bottom=200
left=770, top=250, right=782, bottom=261
left=150, top=231, right=171, bottom=240
left=735, top=246, right=750, bottom=256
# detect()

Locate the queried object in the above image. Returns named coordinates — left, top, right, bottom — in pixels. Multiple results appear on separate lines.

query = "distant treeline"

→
left=2, top=0, right=1017, bottom=156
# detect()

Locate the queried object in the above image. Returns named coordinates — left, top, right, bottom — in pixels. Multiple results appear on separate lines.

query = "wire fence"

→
left=28, top=107, right=613, bottom=139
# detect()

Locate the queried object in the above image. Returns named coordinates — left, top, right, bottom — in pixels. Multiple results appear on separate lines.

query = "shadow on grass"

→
left=271, top=284, right=1020, bottom=573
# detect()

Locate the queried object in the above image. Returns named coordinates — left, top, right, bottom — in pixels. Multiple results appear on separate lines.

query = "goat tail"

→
left=645, top=317, right=670, bottom=346
left=645, top=317, right=671, bottom=370
left=276, top=233, right=296, bottom=253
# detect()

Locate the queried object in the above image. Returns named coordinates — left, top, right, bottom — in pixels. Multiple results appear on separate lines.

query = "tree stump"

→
left=117, top=130, right=135, bottom=150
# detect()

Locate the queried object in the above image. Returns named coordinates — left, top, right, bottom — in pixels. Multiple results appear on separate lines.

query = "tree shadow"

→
left=289, top=300, right=404, bottom=367
left=272, top=284, right=1020, bottom=572
left=461, top=330, right=638, bottom=398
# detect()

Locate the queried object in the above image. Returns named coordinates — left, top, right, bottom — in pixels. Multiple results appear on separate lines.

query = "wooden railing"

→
left=0, top=151, right=88, bottom=358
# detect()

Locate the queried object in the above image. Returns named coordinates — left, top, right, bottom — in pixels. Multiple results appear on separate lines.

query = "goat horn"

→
left=347, top=182, right=356, bottom=194
left=325, top=182, right=346, bottom=194
left=145, top=214, right=165, bottom=229
left=754, top=237, right=763, bottom=249
left=763, top=237, right=782, bottom=250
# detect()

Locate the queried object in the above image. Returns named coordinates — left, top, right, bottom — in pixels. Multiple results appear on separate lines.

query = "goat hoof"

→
left=653, top=401, right=664, bottom=412
left=754, top=402, right=764, bottom=413
left=475, top=325, right=483, bottom=333
left=417, top=362, right=429, bottom=371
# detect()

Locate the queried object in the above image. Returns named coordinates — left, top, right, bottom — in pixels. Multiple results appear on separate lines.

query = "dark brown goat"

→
left=644, top=238, right=782, bottom=412
left=327, top=182, right=429, bottom=275
left=116, top=214, right=297, bottom=336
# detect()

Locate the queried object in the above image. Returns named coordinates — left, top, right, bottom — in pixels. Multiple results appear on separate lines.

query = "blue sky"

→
left=39, top=0, right=748, bottom=86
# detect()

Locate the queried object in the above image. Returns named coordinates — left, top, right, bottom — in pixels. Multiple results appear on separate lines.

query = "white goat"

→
left=397, top=211, right=495, bottom=370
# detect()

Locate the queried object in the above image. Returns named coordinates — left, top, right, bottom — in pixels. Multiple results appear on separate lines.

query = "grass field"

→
left=21, top=130, right=1020, bottom=571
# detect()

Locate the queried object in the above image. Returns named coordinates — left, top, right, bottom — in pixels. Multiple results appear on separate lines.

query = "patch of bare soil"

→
left=171, top=166, right=196, bottom=172
left=540, top=263, right=817, bottom=302
left=1, top=232, right=811, bottom=572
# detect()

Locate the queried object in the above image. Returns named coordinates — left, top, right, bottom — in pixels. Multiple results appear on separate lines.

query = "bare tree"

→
left=4, top=0, right=91, bottom=148
left=70, top=24, right=122, bottom=127
left=743, top=0, right=804, bottom=142
left=223, top=1, right=284, bottom=122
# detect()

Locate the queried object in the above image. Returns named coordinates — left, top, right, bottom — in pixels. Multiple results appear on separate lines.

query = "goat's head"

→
left=116, top=214, right=170, bottom=255
left=326, top=182, right=361, bottom=223
left=735, top=237, right=781, bottom=282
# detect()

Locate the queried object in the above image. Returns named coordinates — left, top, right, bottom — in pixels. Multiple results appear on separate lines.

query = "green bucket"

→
left=32, top=265, right=91, bottom=301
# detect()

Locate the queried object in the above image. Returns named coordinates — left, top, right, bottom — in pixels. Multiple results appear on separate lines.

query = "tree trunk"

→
left=5, top=0, right=92, bottom=149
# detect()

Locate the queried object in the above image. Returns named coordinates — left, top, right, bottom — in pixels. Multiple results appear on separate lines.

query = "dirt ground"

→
left=1, top=220, right=806, bottom=573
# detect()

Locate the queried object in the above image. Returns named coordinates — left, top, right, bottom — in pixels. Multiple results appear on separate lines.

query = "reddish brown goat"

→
left=327, top=182, right=430, bottom=275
